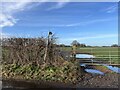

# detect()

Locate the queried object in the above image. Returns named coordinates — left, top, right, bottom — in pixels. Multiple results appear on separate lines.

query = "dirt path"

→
left=76, top=73, right=119, bottom=88
left=2, top=72, right=119, bottom=89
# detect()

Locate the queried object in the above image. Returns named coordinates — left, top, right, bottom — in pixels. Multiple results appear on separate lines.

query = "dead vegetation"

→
left=1, top=35, right=81, bottom=84
left=2, top=37, right=61, bottom=65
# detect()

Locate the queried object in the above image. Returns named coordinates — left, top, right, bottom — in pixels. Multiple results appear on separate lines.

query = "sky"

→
left=0, top=1, right=118, bottom=46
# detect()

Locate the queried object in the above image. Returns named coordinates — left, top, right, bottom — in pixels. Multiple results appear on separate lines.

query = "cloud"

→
left=66, top=18, right=116, bottom=27
left=0, top=14, right=18, bottom=28
left=0, top=0, right=69, bottom=28
left=60, top=34, right=118, bottom=41
left=0, top=1, right=33, bottom=28
left=104, top=5, right=117, bottom=13
left=0, top=0, right=45, bottom=28
left=59, top=33, right=118, bottom=45
left=46, top=0, right=69, bottom=11
left=0, top=32, right=11, bottom=39
left=78, top=34, right=118, bottom=40
left=52, top=18, right=115, bottom=27
left=19, top=17, right=116, bottom=27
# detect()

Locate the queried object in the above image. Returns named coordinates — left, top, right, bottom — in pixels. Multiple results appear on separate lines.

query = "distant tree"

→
left=59, top=44, right=65, bottom=47
left=87, top=45, right=92, bottom=47
left=111, top=44, right=118, bottom=47
left=80, top=44, right=86, bottom=47
left=102, top=46, right=110, bottom=47
left=71, top=40, right=80, bottom=46
left=65, top=45, right=71, bottom=47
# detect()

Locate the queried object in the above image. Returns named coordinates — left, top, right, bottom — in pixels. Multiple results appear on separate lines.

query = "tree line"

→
left=58, top=40, right=119, bottom=47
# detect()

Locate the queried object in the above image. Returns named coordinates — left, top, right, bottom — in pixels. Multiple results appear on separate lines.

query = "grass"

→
left=91, top=65, right=113, bottom=73
left=60, top=47, right=119, bottom=64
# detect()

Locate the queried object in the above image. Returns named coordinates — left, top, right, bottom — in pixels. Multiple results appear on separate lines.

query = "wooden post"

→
left=91, top=48, right=93, bottom=54
left=48, top=32, right=53, bottom=63
left=44, top=31, right=52, bottom=64
left=44, top=40, right=47, bottom=62
left=72, top=45, right=77, bottom=60
left=109, top=51, right=112, bottom=64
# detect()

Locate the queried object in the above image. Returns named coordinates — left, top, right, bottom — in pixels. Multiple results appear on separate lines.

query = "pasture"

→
left=60, top=47, right=119, bottom=64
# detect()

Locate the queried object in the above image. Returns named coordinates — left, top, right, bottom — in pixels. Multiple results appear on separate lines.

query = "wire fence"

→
left=60, top=47, right=119, bottom=65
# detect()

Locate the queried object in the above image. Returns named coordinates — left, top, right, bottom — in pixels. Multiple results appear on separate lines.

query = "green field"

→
left=60, top=47, right=120, bottom=64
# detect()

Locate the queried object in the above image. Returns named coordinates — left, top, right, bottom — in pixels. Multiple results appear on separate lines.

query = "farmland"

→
left=1, top=38, right=120, bottom=88
left=60, top=47, right=119, bottom=64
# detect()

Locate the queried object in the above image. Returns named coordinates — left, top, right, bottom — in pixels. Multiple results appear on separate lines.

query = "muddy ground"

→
left=2, top=65, right=120, bottom=89
left=76, top=73, right=119, bottom=88
left=2, top=73, right=119, bottom=89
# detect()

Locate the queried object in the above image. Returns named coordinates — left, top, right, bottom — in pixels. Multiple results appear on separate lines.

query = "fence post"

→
left=109, top=51, right=112, bottom=64
left=91, top=48, right=92, bottom=54
left=72, top=45, right=76, bottom=60
left=44, top=31, right=53, bottom=64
